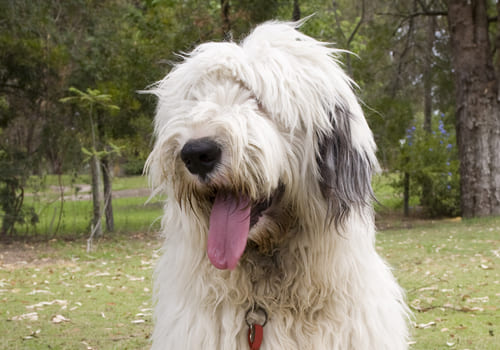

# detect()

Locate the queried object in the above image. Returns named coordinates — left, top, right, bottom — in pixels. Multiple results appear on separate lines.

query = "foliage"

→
left=396, top=113, right=460, bottom=217
left=0, top=0, right=495, bottom=234
left=60, top=87, right=120, bottom=245
left=0, top=149, right=38, bottom=237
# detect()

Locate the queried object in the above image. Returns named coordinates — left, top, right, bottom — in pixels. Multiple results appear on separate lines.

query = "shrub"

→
left=396, top=114, right=460, bottom=217
left=123, top=158, right=146, bottom=176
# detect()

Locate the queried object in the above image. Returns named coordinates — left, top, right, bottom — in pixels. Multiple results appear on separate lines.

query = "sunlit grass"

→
left=17, top=176, right=160, bottom=239
left=0, top=235, right=159, bottom=349
left=20, top=196, right=162, bottom=239
left=378, top=217, right=500, bottom=349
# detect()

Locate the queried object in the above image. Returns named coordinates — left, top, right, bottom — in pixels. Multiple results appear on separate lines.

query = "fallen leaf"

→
left=466, top=296, right=489, bottom=303
left=418, top=285, right=438, bottom=292
left=23, top=329, right=41, bottom=340
left=416, top=321, right=436, bottom=329
left=26, top=299, right=68, bottom=310
left=460, top=306, right=483, bottom=312
left=27, top=289, right=53, bottom=295
left=51, top=314, right=70, bottom=324
left=11, top=312, right=39, bottom=321
left=126, top=275, right=144, bottom=282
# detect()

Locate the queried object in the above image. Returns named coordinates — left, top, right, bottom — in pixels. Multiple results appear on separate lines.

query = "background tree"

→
left=60, top=87, right=119, bottom=251
left=388, top=0, right=500, bottom=217
left=447, top=0, right=500, bottom=217
left=2, top=0, right=499, bottom=240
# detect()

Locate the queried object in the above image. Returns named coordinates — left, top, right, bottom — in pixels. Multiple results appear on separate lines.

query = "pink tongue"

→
left=207, top=193, right=251, bottom=270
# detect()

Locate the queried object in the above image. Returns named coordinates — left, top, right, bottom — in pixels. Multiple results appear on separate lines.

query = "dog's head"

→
left=146, top=21, right=378, bottom=270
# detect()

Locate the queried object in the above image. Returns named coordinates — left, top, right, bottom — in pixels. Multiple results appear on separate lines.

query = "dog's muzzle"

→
left=180, top=138, right=221, bottom=179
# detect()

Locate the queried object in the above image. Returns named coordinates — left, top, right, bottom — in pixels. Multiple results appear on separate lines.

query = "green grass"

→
left=20, top=196, right=162, bottom=239
left=378, top=217, right=500, bottom=349
left=1, top=217, right=498, bottom=349
left=0, top=235, right=159, bottom=349
left=26, top=175, right=148, bottom=193
left=25, top=197, right=162, bottom=237
left=111, top=176, right=149, bottom=191
left=16, top=176, right=161, bottom=239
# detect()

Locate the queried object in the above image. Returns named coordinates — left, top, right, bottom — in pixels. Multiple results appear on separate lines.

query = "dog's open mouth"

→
left=206, top=190, right=276, bottom=270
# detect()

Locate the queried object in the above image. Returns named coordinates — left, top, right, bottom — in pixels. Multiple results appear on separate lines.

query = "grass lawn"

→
left=18, top=176, right=162, bottom=239
left=384, top=217, right=500, bottom=350
left=24, top=196, right=163, bottom=239
left=1, top=217, right=498, bottom=349
left=0, top=234, right=160, bottom=350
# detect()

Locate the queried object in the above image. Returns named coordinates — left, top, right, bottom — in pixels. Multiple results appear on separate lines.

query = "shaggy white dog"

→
left=146, top=21, right=410, bottom=349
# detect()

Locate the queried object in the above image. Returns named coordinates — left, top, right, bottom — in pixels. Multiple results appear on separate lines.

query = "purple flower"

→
left=438, top=120, right=448, bottom=135
left=446, top=143, right=453, bottom=149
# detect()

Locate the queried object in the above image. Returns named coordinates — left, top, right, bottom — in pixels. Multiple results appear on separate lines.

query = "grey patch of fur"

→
left=317, top=107, right=376, bottom=225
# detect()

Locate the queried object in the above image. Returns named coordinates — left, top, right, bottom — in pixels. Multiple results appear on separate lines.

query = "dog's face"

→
left=147, top=23, right=379, bottom=270
left=150, top=77, right=295, bottom=270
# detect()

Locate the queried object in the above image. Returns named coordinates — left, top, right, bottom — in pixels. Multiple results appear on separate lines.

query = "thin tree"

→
left=332, top=0, right=366, bottom=76
left=221, top=0, right=231, bottom=39
left=60, top=87, right=119, bottom=251
left=292, top=0, right=301, bottom=21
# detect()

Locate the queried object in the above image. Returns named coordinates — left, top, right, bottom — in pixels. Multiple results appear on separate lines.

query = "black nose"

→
left=180, top=138, right=222, bottom=178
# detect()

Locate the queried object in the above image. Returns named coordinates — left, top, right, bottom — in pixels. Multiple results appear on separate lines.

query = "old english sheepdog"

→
left=146, top=21, right=410, bottom=349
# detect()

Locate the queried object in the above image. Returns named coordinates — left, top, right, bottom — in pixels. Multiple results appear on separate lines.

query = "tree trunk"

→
left=90, top=154, right=102, bottom=237
left=221, top=0, right=231, bottom=39
left=292, top=0, right=301, bottom=21
left=423, top=16, right=434, bottom=133
left=447, top=0, right=500, bottom=217
left=421, top=15, right=435, bottom=211
left=101, top=155, right=114, bottom=232
left=403, top=171, right=410, bottom=217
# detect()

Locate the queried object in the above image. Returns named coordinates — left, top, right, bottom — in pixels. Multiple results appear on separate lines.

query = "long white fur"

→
left=147, top=21, right=410, bottom=349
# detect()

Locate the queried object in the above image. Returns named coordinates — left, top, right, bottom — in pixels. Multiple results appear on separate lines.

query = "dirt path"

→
left=45, top=185, right=152, bottom=201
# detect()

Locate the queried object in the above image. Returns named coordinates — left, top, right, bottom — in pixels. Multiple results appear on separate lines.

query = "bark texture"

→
left=90, top=154, right=102, bottom=237
left=101, top=155, right=114, bottom=232
left=447, top=0, right=500, bottom=217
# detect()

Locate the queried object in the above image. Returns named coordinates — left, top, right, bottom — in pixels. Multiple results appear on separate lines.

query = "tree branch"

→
left=377, top=10, right=447, bottom=19
left=347, top=0, right=365, bottom=47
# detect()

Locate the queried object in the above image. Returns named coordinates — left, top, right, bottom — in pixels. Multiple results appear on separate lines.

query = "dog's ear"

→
left=317, top=106, right=377, bottom=225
